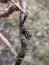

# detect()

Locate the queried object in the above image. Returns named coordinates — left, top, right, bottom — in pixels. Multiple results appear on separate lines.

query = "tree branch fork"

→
left=0, top=0, right=32, bottom=65
left=0, top=0, right=29, bottom=18
left=0, top=0, right=29, bottom=56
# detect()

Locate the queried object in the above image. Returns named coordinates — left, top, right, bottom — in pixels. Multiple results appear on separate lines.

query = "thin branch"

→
left=0, top=0, right=28, bottom=18
left=10, top=0, right=28, bottom=16
left=0, top=33, right=17, bottom=56
left=0, top=4, right=17, bottom=18
left=14, top=0, right=28, bottom=65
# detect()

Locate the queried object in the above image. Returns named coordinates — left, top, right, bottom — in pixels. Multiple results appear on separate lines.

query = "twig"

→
left=0, top=3, right=18, bottom=18
left=0, top=0, right=28, bottom=18
left=14, top=0, right=28, bottom=65
left=0, top=33, right=17, bottom=56
left=10, top=0, right=28, bottom=16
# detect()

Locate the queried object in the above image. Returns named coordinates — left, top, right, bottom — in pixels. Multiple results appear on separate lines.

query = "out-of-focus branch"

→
left=14, top=0, right=29, bottom=65
left=10, top=0, right=28, bottom=16
left=0, top=33, right=17, bottom=56
left=0, top=0, right=28, bottom=18
left=0, top=4, right=18, bottom=18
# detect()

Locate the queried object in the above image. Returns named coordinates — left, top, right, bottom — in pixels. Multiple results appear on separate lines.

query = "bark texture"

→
left=14, top=0, right=31, bottom=65
left=0, top=0, right=32, bottom=65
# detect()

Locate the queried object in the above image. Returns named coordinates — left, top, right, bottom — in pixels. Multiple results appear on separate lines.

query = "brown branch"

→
left=0, top=0, right=28, bottom=18
left=10, top=0, right=28, bottom=16
left=14, top=0, right=29, bottom=65
left=0, top=0, right=19, bottom=4
left=0, top=1, right=31, bottom=65
left=0, top=4, right=18, bottom=18
left=0, top=33, right=17, bottom=56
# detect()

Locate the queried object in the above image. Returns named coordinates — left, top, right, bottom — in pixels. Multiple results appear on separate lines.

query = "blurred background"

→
left=0, top=0, right=49, bottom=65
